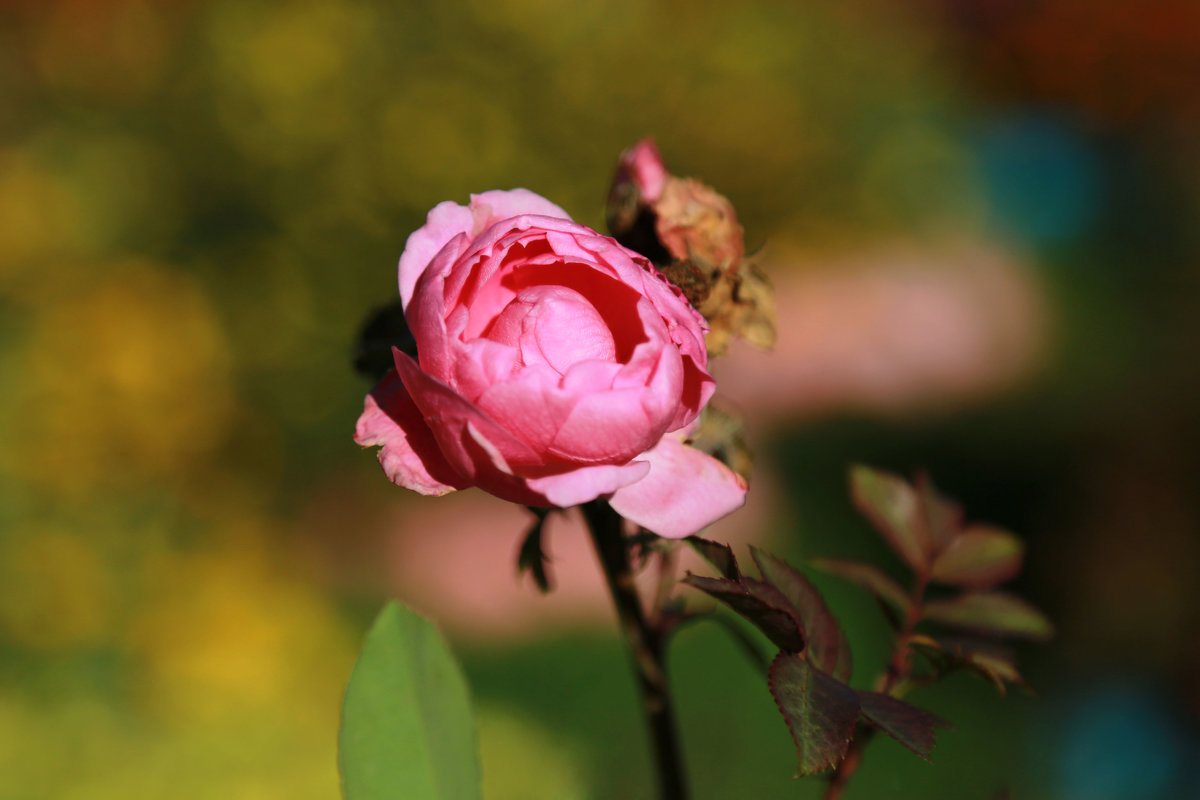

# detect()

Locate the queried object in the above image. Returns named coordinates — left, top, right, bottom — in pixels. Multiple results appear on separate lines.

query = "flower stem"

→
left=821, top=568, right=931, bottom=800
left=581, top=501, right=689, bottom=800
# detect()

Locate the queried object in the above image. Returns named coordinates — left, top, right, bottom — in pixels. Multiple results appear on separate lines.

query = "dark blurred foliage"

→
left=0, top=0, right=1198, bottom=797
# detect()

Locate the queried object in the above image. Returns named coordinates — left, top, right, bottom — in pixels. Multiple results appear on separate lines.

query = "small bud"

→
left=607, top=139, right=671, bottom=264
left=606, top=139, right=777, bottom=356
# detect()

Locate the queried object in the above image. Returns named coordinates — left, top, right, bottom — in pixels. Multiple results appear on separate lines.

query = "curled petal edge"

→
left=608, top=435, right=747, bottom=538
left=354, top=369, right=469, bottom=496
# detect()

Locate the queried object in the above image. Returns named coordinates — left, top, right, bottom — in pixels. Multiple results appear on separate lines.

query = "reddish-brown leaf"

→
left=768, top=653, right=860, bottom=776
left=849, top=465, right=931, bottom=572
left=685, top=535, right=740, bottom=580
left=856, top=691, right=950, bottom=759
left=930, top=525, right=1024, bottom=589
left=682, top=574, right=805, bottom=652
left=751, top=547, right=853, bottom=683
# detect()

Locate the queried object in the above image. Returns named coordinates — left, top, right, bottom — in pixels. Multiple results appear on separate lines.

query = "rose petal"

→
left=469, top=189, right=569, bottom=226
left=449, top=337, right=521, bottom=402
left=548, top=386, right=667, bottom=465
left=608, top=436, right=747, bottom=538
left=399, top=190, right=571, bottom=310
left=475, top=364, right=576, bottom=453
left=406, top=231, right=469, bottom=383
left=518, top=286, right=616, bottom=374
left=354, top=369, right=469, bottom=496
left=525, top=460, right=651, bottom=508
left=670, top=352, right=714, bottom=432
left=394, top=349, right=544, bottom=479
left=399, top=202, right=475, bottom=310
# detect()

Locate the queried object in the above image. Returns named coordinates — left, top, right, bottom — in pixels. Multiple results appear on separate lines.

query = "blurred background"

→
left=1, top=0, right=1198, bottom=797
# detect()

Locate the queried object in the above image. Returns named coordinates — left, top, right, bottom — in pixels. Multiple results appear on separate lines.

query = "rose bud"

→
left=606, top=139, right=672, bottom=266
left=606, top=139, right=776, bottom=356
left=355, top=189, right=747, bottom=538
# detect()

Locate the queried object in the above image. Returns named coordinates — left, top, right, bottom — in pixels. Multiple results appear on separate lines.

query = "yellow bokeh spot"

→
left=126, top=535, right=355, bottom=728
left=0, top=148, right=84, bottom=270
left=0, top=529, right=113, bottom=651
left=206, top=0, right=375, bottom=162
left=0, top=260, right=235, bottom=495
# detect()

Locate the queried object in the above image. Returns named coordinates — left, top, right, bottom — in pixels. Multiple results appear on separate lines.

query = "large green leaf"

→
left=340, top=601, right=481, bottom=800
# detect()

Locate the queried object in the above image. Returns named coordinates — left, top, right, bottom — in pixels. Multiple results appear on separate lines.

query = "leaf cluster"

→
left=818, top=465, right=1053, bottom=694
left=680, top=465, right=1052, bottom=780
left=682, top=541, right=946, bottom=776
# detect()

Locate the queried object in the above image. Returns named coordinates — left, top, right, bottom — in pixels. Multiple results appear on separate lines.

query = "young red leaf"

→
left=751, top=547, right=853, bottom=683
left=922, top=591, right=1054, bottom=641
left=682, top=574, right=805, bottom=652
left=930, top=525, right=1024, bottom=589
left=810, top=558, right=911, bottom=621
left=909, top=635, right=1027, bottom=694
left=856, top=691, right=950, bottom=760
left=768, top=653, right=860, bottom=776
left=685, top=535, right=740, bottom=580
left=849, top=465, right=931, bottom=572
left=916, top=473, right=963, bottom=554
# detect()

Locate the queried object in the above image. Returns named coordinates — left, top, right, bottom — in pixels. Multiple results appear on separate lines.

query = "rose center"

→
left=483, top=285, right=616, bottom=374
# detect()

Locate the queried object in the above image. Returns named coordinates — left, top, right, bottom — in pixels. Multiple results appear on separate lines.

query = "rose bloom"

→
left=355, top=189, right=746, bottom=537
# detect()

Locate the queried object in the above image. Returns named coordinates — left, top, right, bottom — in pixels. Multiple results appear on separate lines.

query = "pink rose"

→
left=355, top=189, right=746, bottom=538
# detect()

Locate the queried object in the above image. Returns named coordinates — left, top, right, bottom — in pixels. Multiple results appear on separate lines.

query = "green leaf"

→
left=922, top=591, right=1054, bottom=641
left=849, top=465, right=931, bottom=572
left=856, top=691, right=949, bottom=760
left=930, top=525, right=1024, bottom=589
left=810, top=558, right=911, bottom=621
left=683, top=574, right=805, bottom=652
left=768, top=653, right=860, bottom=776
left=340, top=601, right=480, bottom=800
left=517, top=509, right=553, bottom=593
left=685, top=535, right=740, bottom=579
left=751, top=547, right=853, bottom=682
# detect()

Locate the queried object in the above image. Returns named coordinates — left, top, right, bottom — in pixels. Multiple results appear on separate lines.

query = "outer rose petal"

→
left=608, top=436, right=747, bottom=538
left=525, top=460, right=651, bottom=508
left=469, top=189, right=569, bottom=226
left=399, top=202, right=474, bottom=311
left=399, top=190, right=570, bottom=309
left=354, top=369, right=468, bottom=495
left=392, top=348, right=572, bottom=511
